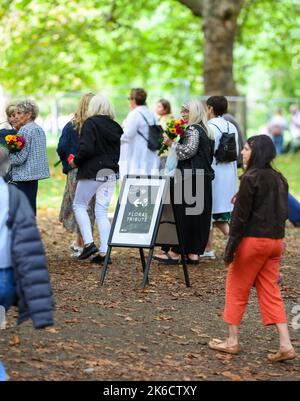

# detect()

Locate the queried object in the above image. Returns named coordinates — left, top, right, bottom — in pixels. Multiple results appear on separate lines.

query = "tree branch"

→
left=237, top=0, right=258, bottom=39
left=176, top=0, right=203, bottom=17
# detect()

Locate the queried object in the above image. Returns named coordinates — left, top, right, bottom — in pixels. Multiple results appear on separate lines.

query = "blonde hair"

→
left=87, top=94, right=115, bottom=119
left=5, top=103, right=17, bottom=117
left=73, top=93, right=94, bottom=133
left=183, top=99, right=214, bottom=140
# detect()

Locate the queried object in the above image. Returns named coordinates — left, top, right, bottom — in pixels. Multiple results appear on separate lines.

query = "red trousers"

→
left=224, top=237, right=287, bottom=326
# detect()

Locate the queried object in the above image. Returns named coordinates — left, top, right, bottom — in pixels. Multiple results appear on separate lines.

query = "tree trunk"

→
left=202, top=0, right=243, bottom=95
left=178, top=0, right=244, bottom=95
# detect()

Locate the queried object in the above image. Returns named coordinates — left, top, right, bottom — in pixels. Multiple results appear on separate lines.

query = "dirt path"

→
left=1, top=212, right=299, bottom=381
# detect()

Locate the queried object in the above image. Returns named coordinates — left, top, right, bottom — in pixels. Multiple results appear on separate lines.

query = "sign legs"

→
left=100, top=246, right=112, bottom=286
left=140, top=248, right=154, bottom=289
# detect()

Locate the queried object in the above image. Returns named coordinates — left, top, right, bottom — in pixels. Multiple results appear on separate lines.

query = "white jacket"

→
left=119, top=106, right=160, bottom=179
left=209, top=116, right=239, bottom=214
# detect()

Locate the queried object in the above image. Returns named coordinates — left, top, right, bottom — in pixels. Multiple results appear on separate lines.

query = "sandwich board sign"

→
left=100, top=175, right=190, bottom=288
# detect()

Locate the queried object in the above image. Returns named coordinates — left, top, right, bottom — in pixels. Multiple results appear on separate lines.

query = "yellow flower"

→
left=5, top=135, right=12, bottom=142
left=169, top=128, right=176, bottom=134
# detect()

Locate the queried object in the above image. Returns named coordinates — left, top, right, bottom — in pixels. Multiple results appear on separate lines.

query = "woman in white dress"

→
left=119, top=88, right=160, bottom=179
left=201, top=96, right=239, bottom=259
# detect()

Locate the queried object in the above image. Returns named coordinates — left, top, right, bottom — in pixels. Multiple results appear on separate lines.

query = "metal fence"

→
left=0, top=84, right=299, bottom=145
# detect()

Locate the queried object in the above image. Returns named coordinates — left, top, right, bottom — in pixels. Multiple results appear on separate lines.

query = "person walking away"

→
left=71, top=95, right=123, bottom=263
left=57, top=93, right=95, bottom=256
left=119, top=88, right=160, bottom=179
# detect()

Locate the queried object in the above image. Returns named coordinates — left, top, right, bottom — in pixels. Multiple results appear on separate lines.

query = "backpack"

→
left=210, top=122, right=237, bottom=164
left=137, top=112, right=164, bottom=152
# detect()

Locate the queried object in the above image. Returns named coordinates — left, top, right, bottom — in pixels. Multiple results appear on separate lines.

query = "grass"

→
left=38, top=147, right=300, bottom=211
left=274, top=153, right=300, bottom=199
left=38, top=147, right=119, bottom=212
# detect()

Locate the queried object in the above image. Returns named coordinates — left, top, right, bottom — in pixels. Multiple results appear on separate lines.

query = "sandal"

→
left=208, top=339, right=241, bottom=355
left=267, top=348, right=296, bottom=363
left=153, top=252, right=180, bottom=265
left=185, top=256, right=199, bottom=265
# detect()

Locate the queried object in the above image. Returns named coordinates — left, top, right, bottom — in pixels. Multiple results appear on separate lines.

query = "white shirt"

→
left=208, top=117, right=239, bottom=214
left=269, top=114, right=288, bottom=135
left=290, top=112, right=300, bottom=139
left=0, top=177, right=12, bottom=268
left=119, top=106, right=160, bottom=179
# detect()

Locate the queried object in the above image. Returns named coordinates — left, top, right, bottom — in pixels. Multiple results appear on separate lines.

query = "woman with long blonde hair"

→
left=57, top=93, right=95, bottom=255
left=154, top=98, right=215, bottom=264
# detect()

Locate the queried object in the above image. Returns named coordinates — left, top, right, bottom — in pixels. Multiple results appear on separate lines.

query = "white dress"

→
left=119, top=106, right=160, bottom=179
left=209, top=116, right=239, bottom=214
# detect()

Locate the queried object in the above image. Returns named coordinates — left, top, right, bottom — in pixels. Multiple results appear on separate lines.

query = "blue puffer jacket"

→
left=8, top=184, right=54, bottom=328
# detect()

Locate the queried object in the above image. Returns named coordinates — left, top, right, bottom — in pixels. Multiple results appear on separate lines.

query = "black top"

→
left=74, top=115, right=123, bottom=180
left=177, top=123, right=215, bottom=180
left=224, top=168, right=289, bottom=263
left=57, top=121, right=80, bottom=174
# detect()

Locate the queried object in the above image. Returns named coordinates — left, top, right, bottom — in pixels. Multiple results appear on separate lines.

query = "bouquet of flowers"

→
left=4, top=134, right=26, bottom=153
left=158, top=119, right=187, bottom=156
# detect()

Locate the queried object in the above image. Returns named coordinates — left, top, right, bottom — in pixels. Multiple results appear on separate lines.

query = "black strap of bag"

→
left=210, top=121, right=237, bottom=164
left=210, top=121, right=230, bottom=136
left=137, top=111, right=163, bottom=152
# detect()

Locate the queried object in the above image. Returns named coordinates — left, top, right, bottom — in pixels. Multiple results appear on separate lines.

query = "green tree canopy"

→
left=0, top=0, right=299, bottom=98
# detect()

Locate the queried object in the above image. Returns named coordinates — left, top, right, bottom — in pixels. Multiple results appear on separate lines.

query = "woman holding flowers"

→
left=154, top=99, right=215, bottom=265
left=9, top=100, right=50, bottom=215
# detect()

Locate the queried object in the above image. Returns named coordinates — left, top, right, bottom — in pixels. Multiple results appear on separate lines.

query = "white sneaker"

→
left=70, top=241, right=83, bottom=253
left=200, top=250, right=216, bottom=259
left=70, top=249, right=83, bottom=258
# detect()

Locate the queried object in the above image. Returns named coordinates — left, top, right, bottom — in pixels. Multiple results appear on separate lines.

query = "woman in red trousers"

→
left=209, top=135, right=296, bottom=363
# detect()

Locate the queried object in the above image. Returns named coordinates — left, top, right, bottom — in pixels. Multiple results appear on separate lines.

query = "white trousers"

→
left=73, top=179, right=116, bottom=253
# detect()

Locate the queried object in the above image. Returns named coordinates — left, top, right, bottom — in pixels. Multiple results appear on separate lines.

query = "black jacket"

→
left=224, top=168, right=289, bottom=263
left=74, top=115, right=123, bottom=180
left=178, top=123, right=215, bottom=180
left=56, top=121, right=79, bottom=174
left=8, top=184, right=54, bottom=328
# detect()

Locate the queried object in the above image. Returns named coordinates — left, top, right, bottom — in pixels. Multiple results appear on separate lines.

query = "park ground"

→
left=0, top=150, right=299, bottom=381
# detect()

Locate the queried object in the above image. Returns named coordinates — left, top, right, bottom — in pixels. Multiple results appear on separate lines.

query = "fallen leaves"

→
left=9, top=336, right=20, bottom=347
left=221, top=371, right=242, bottom=381
left=2, top=214, right=300, bottom=381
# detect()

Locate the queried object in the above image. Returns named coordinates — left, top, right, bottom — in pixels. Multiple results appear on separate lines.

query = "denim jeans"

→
left=273, top=135, right=283, bottom=155
left=0, top=268, right=16, bottom=311
left=73, top=179, right=116, bottom=253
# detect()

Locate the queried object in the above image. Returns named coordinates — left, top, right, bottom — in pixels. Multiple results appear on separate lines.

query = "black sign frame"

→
left=99, top=175, right=190, bottom=289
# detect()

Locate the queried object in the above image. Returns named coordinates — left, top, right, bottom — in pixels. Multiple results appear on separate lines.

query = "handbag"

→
left=137, top=112, right=163, bottom=151
left=164, top=146, right=178, bottom=176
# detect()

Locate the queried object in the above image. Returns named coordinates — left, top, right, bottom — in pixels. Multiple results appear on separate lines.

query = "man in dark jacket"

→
left=0, top=147, right=54, bottom=329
